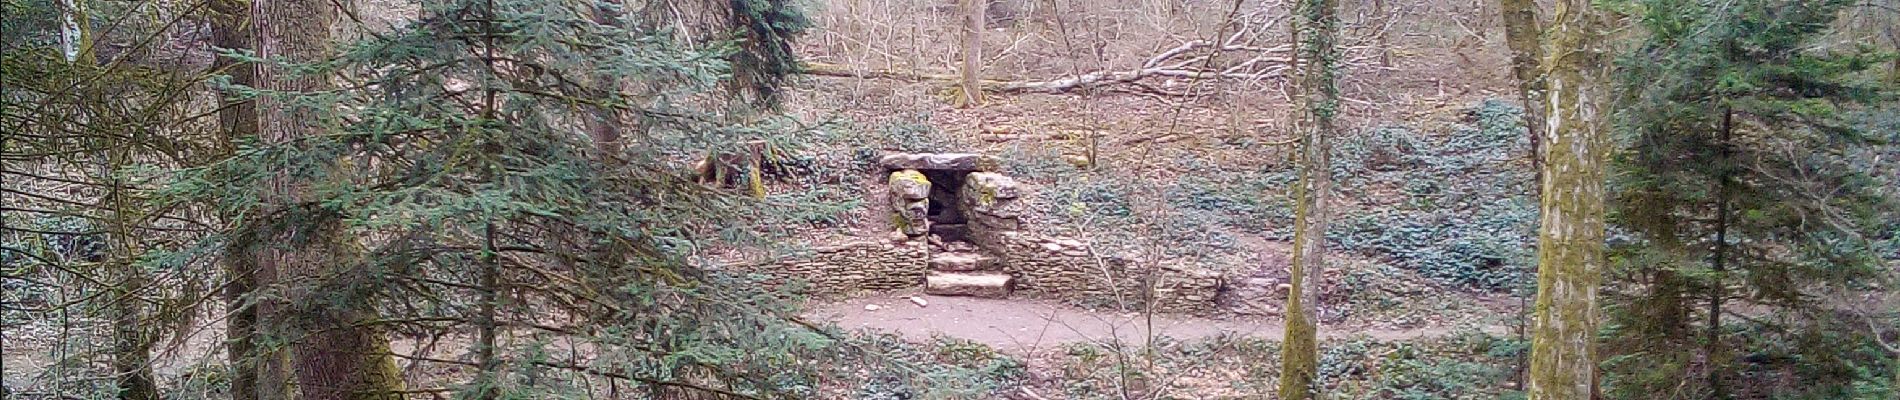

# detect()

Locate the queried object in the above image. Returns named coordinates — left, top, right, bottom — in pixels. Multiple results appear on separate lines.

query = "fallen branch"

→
left=800, top=38, right=1297, bottom=94
left=802, top=61, right=1289, bottom=93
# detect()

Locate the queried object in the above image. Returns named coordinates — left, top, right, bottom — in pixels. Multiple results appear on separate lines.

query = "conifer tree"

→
left=1606, top=0, right=1896, bottom=396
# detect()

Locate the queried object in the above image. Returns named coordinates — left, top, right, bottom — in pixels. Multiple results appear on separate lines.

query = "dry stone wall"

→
left=988, top=232, right=1223, bottom=314
left=735, top=240, right=928, bottom=297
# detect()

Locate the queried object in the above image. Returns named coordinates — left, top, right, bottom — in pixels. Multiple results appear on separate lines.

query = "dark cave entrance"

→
left=921, top=169, right=969, bottom=241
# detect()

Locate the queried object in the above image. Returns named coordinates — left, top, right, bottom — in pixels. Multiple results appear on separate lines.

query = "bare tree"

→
left=957, top=0, right=985, bottom=107
left=1525, top=0, right=1609, bottom=397
left=1498, top=0, right=1544, bottom=189
left=1277, top=0, right=1339, bottom=396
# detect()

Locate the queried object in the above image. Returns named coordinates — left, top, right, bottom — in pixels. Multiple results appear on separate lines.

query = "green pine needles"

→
left=1604, top=0, right=1898, bottom=396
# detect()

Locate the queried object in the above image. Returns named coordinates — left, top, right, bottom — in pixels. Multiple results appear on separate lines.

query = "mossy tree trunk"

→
left=1276, top=0, right=1338, bottom=396
left=62, top=2, right=158, bottom=397
left=106, top=138, right=159, bottom=400
left=253, top=0, right=406, bottom=397
left=1527, top=0, right=1608, bottom=398
left=209, top=0, right=266, bottom=397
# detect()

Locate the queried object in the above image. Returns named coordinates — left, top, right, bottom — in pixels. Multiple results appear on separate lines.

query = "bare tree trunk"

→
left=1498, top=0, right=1544, bottom=191
left=106, top=145, right=158, bottom=400
left=209, top=0, right=265, bottom=397
left=1526, top=0, right=1607, bottom=397
left=1372, top=0, right=1390, bottom=67
left=253, top=0, right=406, bottom=397
left=1496, top=0, right=1546, bottom=391
left=1706, top=105, right=1733, bottom=399
left=1276, top=0, right=1337, bottom=396
left=957, top=0, right=985, bottom=107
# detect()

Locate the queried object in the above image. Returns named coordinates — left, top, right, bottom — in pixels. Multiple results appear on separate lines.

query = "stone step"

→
left=928, top=251, right=995, bottom=271
left=924, top=272, right=1013, bottom=298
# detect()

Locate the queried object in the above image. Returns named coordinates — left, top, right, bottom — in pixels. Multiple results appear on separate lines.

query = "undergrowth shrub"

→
left=877, top=115, right=974, bottom=154
left=849, top=333, right=1027, bottom=399
left=1324, top=99, right=1538, bottom=291
left=1167, top=170, right=1296, bottom=233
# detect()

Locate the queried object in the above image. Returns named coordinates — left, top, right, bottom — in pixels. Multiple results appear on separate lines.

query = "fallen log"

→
left=799, top=38, right=1294, bottom=94
left=801, top=61, right=1287, bottom=94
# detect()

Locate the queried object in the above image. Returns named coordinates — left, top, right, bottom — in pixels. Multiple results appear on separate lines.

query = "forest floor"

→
left=807, top=293, right=1510, bottom=353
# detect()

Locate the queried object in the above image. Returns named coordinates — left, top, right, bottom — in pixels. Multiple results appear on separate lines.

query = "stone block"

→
left=888, top=169, right=931, bottom=200
left=928, top=252, right=996, bottom=272
left=965, top=172, right=1020, bottom=198
left=894, top=199, right=929, bottom=236
left=879, top=153, right=999, bottom=172
left=924, top=272, right=1014, bottom=298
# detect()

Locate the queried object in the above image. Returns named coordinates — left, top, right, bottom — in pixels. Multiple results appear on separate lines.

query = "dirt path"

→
left=807, top=293, right=1505, bottom=352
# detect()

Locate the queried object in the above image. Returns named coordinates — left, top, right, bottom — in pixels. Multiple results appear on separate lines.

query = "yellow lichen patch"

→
left=889, top=169, right=929, bottom=186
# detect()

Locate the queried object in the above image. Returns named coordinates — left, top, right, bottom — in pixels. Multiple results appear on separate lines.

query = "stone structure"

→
left=986, top=232, right=1223, bottom=313
left=888, top=169, right=931, bottom=237
left=741, top=240, right=928, bottom=295
left=878, top=153, right=1000, bottom=172
left=731, top=152, right=1225, bottom=314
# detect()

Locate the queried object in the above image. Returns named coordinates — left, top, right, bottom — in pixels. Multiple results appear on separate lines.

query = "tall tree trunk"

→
left=63, top=1, right=155, bottom=397
left=1497, top=2, right=1546, bottom=390
left=253, top=0, right=406, bottom=397
left=1276, top=0, right=1337, bottom=396
left=1372, top=0, right=1390, bottom=67
left=474, top=222, right=502, bottom=399
left=1526, top=0, right=1607, bottom=397
left=105, top=145, right=158, bottom=400
left=209, top=0, right=267, bottom=397
left=1498, top=0, right=1545, bottom=192
left=1706, top=105, right=1733, bottom=399
left=957, top=0, right=984, bottom=107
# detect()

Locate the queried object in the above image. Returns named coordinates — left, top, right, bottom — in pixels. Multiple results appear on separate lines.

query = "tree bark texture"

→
left=1276, top=0, right=1337, bottom=397
left=55, top=0, right=90, bottom=63
left=209, top=0, right=264, bottom=397
left=253, top=0, right=406, bottom=397
left=1498, top=0, right=1546, bottom=191
left=1527, top=0, right=1608, bottom=398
